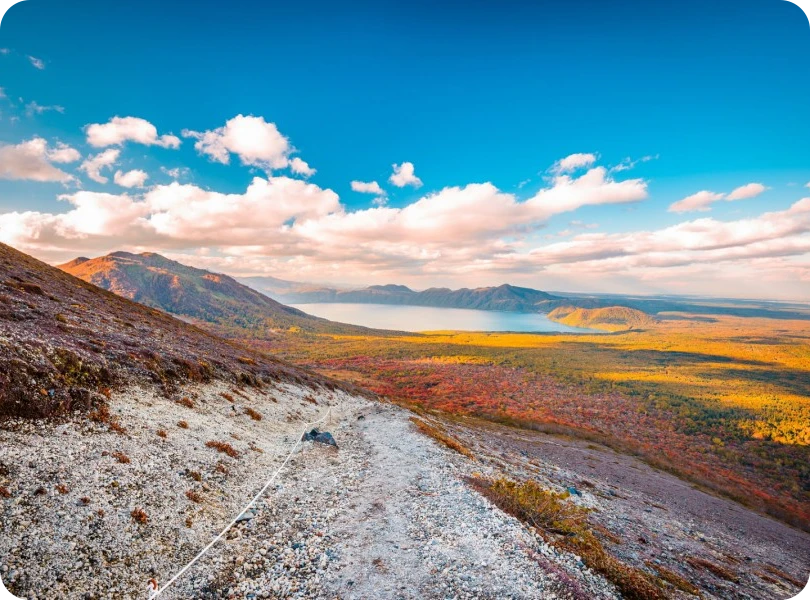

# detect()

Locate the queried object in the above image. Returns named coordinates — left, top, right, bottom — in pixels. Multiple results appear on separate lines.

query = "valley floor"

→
left=1, top=385, right=807, bottom=599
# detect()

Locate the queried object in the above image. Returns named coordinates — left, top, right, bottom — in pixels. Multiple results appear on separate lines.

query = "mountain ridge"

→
left=59, top=252, right=372, bottom=336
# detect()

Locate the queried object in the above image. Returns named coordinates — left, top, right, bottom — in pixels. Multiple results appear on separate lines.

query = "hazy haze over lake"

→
left=291, top=302, right=599, bottom=333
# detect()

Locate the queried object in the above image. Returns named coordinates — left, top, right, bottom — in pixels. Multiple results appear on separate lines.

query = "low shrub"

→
left=409, top=416, right=475, bottom=459
left=467, top=476, right=665, bottom=600
left=206, top=440, right=239, bottom=458
left=131, top=507, right=148, bottom=524
left=244, top=407, right=262, bottom=421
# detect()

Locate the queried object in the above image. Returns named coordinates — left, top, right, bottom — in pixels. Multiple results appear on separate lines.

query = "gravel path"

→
left=173, top=403, right=617, bottom=599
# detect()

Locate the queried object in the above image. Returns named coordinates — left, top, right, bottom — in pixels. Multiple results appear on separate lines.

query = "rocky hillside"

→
left=548, top=305, right=656, bottom=331
left=0, top=243, right=339, bottom=419
left=59, top=252, right=369, bottom=336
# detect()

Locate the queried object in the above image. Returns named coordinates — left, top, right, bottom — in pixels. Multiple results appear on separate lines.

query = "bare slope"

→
left=0, top=243, right=333, bottom=418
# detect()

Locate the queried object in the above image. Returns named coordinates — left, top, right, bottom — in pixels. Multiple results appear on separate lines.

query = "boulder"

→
left=302, top=428, right=338, bottom=447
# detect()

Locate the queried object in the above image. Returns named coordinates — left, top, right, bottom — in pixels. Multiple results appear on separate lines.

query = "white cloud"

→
left=47, top=143, right=81, bottom=163
left=351, top=180, right=386, bottom=196
left=0, top=138, right=75, bottom=182
left=86, top=116, right=181, bottom=149
left=79, top=149, right=120, bottom=184
left=183, top=115, right=293, bottom=171
left=552, top=153, right=597, bottom=174
left=160, top=166, right=190, bottom=180
left=389, top=162, right=422, bottom=188
left=28, top=56, right=45, bottom=70
left=289, top=157, right=316, bottom=177
left=114, top=169, right=149, bottom=188
left=0, top=87, right=6, bottom=99
left=24, top=101, right=65, bottom=117
left=0, top=49, right=10, bottom=55
left=610, top=154, right=659, bottom=173
left=668, top=190, right=725, bottom=213
left=727, top=182, right=767, bottom=201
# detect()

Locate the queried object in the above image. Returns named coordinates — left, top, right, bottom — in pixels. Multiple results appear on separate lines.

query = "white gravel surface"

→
left=0, top=384, right=630, bottom=599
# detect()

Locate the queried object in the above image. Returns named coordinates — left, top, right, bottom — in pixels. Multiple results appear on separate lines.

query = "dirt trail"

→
left=175, top=403, right=618, bottom=599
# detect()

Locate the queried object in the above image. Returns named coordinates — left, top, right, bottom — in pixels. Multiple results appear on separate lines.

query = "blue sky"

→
left=0, top=0, right=809, bottom=299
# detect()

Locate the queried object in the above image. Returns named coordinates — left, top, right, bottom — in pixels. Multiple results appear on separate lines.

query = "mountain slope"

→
left=60, top=252, right=369, bottom=335
left=0, top=243, right=333, bottom=418
left=273, top=282, right=561, bottom=312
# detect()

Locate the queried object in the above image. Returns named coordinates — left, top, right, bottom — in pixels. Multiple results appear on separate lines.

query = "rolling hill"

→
left=59, top=252, right=370, bottom=336
left=547, top=305, right=656, bottom=331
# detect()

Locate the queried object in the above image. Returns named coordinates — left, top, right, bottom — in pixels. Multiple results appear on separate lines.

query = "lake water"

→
left=291, top=302, right=599, bottom=333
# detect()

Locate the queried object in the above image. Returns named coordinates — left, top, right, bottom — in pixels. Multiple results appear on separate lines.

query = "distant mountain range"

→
left=59, top=252, right=370, bottom=336
left=248, top=281, right=565, bottom=313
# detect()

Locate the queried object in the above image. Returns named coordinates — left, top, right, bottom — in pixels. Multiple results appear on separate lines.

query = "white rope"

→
left=149, top=404, right=334, bottom=599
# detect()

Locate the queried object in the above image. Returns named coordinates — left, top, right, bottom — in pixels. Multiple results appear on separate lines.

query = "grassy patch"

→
left=467, top=476, right=666, bottom=600
left=686, top=557, right=738, bottom=583
left=409, top=416, right=475, bottom=459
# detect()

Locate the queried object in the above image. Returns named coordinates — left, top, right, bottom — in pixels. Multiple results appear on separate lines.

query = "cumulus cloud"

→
left=183, top=115, right=292, bottom=171
left=86, top=116, right=181, bottom=149
left=7, top=150, right=806, bottom=297
left=670, top=182, right=768, bottom=213
left=47, top=143, right=81, bottom=163
left=552, top=153, right=597, bottom=174
left=389, top=162, right=422, bottom=188
left=289, top=157, right=316, bottom=177
left=727, top=182, right=767, bottom=201
left=25, top=101, right=65, bottom=117
left=0, top=138, right=76, bottom=182
left=114, top=169, right=149, bottom=188
left=0, top=159, right=645, bottom=274
left=28, top=56, right=45, bottom=70
left=351, top=180, right=386, bottom=195
left=79, top=149, right=120, bottom=184
left=668, top=190, right=725, bottom=213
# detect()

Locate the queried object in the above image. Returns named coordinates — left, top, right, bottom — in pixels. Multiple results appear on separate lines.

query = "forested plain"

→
left=266, top=312, right=810, bottom=530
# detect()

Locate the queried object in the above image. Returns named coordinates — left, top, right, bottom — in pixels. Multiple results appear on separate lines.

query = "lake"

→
left=291, top=302, right=599, bottom=333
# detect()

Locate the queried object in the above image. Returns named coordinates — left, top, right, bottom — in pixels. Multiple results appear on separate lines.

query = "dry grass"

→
left=177, top=420, right=189, bottom=429
left=130, top=507, right=148, bottom=524
left=762, top=564, right=803, bottom=588
left=188, top=470, right=202, bottom=482
left=206, top=440, right=240, bottom=458
left=177, top=396, right=195, bottom=409
left=79, top=496, right=90, bottom=505
left=409, top=416, right=475, bottom=459
left=111, top=451, right=130, bottom=464
left=0, top=486, right=10, bottom=498
left=647, top=561, right=700, bottom=595
left=157, top=429, right=167, bottom=438
left=244, top=407, right=262, bottom=421
left=686, top=557, right=738, bottom=582
left=468, top=476, right=666, bottom=600
left=185, top=489, right=203, bottom=503
left=220, top=392, right=235, bottom=403
left=55, top=484, right=69, bottom=494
